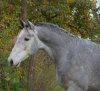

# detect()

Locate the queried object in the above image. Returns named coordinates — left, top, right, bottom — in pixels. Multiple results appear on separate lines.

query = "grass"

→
left=53, top=85, right=65, bottom=91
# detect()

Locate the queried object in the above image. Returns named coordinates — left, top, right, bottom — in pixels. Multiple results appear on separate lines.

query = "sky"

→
left=96, top=0, right=100, bottom=14
left=96, top=0, right=100, bottom=7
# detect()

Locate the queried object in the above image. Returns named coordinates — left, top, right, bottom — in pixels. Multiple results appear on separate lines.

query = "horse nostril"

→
left=10, top=59, right=13, bottom=65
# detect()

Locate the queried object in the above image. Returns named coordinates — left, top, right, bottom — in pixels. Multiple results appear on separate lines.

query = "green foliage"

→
left=54, top=85, right=64, bottom=91
left=0, top=0, right=21, bottom=91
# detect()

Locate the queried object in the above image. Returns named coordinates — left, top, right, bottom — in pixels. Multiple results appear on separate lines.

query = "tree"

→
left=20, top=0, right=34, bottom=91
left=20, top=0, right=27, bottom=21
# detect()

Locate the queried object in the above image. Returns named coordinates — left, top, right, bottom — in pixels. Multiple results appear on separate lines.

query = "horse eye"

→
left=24, top=38, right=29, bottom=41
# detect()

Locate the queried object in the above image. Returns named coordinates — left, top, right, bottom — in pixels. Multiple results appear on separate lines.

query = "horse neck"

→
left=36, top=27, right=74, bottom=62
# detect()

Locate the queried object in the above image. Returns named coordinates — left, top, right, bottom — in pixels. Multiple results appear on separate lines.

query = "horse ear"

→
left=27, top=21, right=34, bottom=30
left=19, top=20, right=26, bottom=29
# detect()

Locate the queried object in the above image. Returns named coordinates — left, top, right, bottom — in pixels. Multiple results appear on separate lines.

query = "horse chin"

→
left=16, top=62, right=20, bottom=67
left=11, top=62, right=21, bottom=68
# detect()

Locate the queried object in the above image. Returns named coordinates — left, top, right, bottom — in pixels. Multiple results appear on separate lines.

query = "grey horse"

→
left=8, top=20, right=100, bottom=91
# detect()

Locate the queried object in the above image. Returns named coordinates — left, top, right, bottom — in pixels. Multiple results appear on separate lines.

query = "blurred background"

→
left=0, top=0, right=100, bottom=91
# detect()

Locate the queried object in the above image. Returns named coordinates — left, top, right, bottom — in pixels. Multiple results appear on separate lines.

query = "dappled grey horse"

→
left=8, top=20, right=100, bottom=91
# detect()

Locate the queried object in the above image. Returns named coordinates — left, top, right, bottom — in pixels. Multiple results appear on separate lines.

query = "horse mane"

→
left=34, top=22, right=69, bottom=35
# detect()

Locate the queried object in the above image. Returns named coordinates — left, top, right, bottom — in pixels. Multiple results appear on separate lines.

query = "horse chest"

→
left=56, top=68, right=72, bottom=89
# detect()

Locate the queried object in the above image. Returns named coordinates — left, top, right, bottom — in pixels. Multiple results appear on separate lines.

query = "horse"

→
left=8, top=20, right=100, bottom=91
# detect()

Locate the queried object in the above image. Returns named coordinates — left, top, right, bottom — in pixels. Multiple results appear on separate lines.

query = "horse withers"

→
left=8, top=20, right=100, bottom=91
